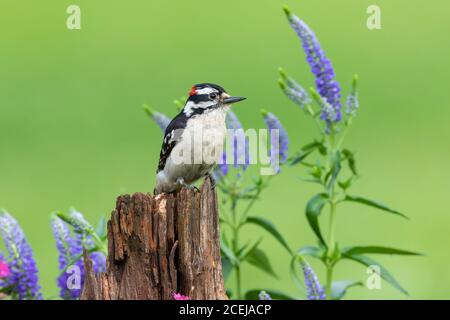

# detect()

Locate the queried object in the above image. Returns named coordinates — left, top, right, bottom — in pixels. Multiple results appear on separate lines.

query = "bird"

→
left=154, top=83, right=246, bottom=194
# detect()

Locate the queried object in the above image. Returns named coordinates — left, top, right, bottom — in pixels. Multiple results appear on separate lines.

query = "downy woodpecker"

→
left=154, top=83, right=246, bottom=194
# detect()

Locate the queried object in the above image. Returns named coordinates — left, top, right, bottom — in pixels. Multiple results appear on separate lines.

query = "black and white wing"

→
left=156, top=112, right=188, bottom=173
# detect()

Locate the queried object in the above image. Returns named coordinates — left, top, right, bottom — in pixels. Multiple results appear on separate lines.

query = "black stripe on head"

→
left=194, top=83, right=227, bottom=94
left=188, top=93, right=210, bottom=103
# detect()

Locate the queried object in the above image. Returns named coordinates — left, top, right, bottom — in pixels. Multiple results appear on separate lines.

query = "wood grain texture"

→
left=80, top=176, right=227, bottom=300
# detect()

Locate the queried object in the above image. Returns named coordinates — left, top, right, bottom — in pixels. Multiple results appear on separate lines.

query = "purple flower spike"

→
left=300, top=259, right=326, bottom=300
left=143, top=105, right=171, bottom=131
left=346, top=75, right=359, bottom=116
left=284, top=8, right=342, bottom=124
left=51, top=212, right=106, bottom=299
left=345, top=93, right=359, bottom=116
left=214, top=111, right=249, bottom=178
left=0, top=212, right=42, bottom=300
left=279, top=69, right=312, bottom=109
left=226, top=111, right=248, bottom=170
left=51, top=216, right=80, bottom=299
left=219, top=152, right=229, bottom=176
left=262, top=110, right=289, bottom=173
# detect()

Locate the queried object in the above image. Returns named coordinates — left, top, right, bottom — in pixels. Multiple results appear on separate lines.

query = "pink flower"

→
left=0, top=260, right=10, bottom=278
left=172, top=292, right=189, bottom=300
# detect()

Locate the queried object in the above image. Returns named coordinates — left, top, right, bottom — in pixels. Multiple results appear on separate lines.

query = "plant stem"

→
left=325, top=201, right=336, bottom=299
left=325, top=131, right=337, bottom=300
left=230, top=199, right=242, bottom=299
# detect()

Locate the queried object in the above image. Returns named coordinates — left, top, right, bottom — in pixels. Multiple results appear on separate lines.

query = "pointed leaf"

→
left=326, top=151, right=341, bottom=191
left=342, top=246, right=422, bottom=256
left=290, top=255, right=306, bottom=293
left=246, top=216, right=292, bottom=254
left=239, top=238, right=262, bottom=260
left=331, top=280, right=363, bottom=300
left=342, top=149, right=358, bottom=175
left=245, top=289, right=297, bottom=300
left=220, top=240, right=240, bottom=267
left=246, top=248, right=277, bottom=278
left=221, top=255, right=233, bottom=282
left=290, top=151, right=313, bottom=166
left=298, top=245, right=323, bottom=259
left=343, top=254, right=408, bottom=295
left=95, top=216, right=107, bottom=239
left=305, top=193, right=329, bottom=246
left=344, top=195, right=408, bottom=219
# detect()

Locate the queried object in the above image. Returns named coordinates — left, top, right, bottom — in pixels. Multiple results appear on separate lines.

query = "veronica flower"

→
left=67, top=208, right=95, bottom=234
left=262, top=110, right=289, bottom=173
left=300, top=259, right=326, bottom=300
left=346, top=75, right=359, bottom=116
left=68, top=209, right=106, bottom=274
left=0, top=212, right=42, bottom=300
left=258, top=290, right=272, bottom=300
left=52, top=212, right=106, bottom=299
left=217, top=152, right=229, bottom=177
left=279, top=69, right=312, bottom=108
left=143, top=104, right=171, bottom=131
left=172, top=292, right=189, bottom=300
left=226, top=111, right=248, bottom=170
left=51, top=216, right=80, bottom=299
left=214, top=111, right=249, bottom=178
left=284, top=7, right=342, bottom=124
left=345, top=94, right=359, bottom=116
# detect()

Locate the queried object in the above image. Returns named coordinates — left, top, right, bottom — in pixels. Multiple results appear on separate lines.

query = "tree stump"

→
left=80, top=177, right=228, bottom=300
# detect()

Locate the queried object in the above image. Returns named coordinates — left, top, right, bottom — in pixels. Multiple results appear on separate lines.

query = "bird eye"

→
left=209, top=93, right=217, bottom=99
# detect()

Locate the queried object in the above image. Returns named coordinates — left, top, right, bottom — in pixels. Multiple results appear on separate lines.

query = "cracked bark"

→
left=80, top=176, right=228, bottom=300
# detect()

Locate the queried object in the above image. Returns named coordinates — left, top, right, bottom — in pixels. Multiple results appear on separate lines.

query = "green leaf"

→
left=95, top=216, right=107, bottom=239
left=338, top=176, right=357, bottom=191
left=310, top=166, right=323, bottom=179
left=298, top=177, right=323, bottom=186
left=298, top=246, right=323, bottom=259
left=331, top=280, right=363, bottom=300
left=246, top=216, right=292, bottom=254
left=326, top=151, right=341, bottom=191
left=344, top=195, right=408, bottom=219
left=239, top=238, right=262, bottom=260
left=221, top=255, right=233, bottom=282
left=289, top=141, right=322, bottom=166
left=305, top=193, right=329, bottom=246
left=246, top=248, right=277, bottom=278
left=342, top=246, right=423, bottom=256
left=343, top=254, right=408, bottom=295
left=342, top=149, right=357, bottom=175
left=290, top=255, right=306, bottom=293
left=220, top=240, right=240, bottom=267
left=244, top=289, right=297, bottom=300
left=289, top=150, right=314, bottom=166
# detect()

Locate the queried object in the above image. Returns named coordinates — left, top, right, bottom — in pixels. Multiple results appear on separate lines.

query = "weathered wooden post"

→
left=80, top=177, right=228, bottom=300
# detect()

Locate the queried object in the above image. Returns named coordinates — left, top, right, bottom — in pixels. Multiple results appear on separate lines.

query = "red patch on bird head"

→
left=189, top=86, right=197, bottom=96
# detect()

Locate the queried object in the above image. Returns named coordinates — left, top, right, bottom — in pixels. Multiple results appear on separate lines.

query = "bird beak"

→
left=223, top=96, right=246, bottom=105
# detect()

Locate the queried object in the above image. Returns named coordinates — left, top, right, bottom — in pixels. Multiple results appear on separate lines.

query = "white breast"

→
left=183, top=108, right=227, bottom=164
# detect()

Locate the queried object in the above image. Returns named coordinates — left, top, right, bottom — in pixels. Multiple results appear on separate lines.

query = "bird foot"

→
left=175, top=178, right=200, bottom=192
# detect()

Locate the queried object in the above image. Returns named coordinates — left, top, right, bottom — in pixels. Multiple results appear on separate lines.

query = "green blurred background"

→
left=1, top=0, right=449, bottom=299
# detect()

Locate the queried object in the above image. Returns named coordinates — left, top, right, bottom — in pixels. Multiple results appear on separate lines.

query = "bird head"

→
left=183, top=83, right=246, bottom=117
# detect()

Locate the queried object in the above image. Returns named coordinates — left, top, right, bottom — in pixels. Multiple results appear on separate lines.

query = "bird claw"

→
left=185, top=184, right=200, bottom=192
left=176, top=178, right=200, bottom=192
